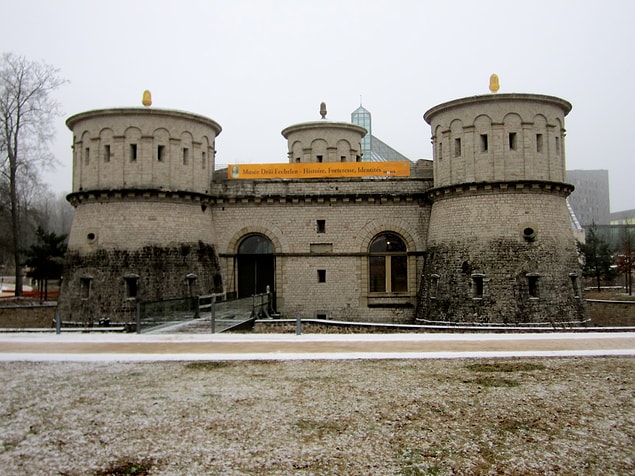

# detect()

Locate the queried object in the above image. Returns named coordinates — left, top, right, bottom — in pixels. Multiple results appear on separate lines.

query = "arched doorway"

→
left=237, top=235, right=275, bottom=298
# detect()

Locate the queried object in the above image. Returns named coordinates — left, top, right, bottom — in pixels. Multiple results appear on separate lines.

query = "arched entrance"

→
left=237, top=235, right=275, bottom=298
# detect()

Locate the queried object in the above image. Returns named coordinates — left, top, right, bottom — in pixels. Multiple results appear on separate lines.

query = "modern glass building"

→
left=351, top=105, right=371, bottom=159
left=566, top=169, right=611, bottom=226
left=351, top=105, right=410, bottom=162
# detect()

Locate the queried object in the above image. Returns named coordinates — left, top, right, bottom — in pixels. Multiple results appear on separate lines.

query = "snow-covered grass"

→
left=0, top=357, right=633, bottom=475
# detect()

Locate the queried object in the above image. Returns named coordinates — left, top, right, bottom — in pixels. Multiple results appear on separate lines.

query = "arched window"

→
left=238, top=235, right=273, bottom=254
left=369, top=233, right=407, bottom=293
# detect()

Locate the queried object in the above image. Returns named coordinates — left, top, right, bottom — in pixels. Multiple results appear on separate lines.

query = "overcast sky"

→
left=2, top=0, right=633, bottom=212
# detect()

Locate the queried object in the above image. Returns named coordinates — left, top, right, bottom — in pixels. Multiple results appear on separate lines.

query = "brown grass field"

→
left=0, top=357, right=633, bottom=475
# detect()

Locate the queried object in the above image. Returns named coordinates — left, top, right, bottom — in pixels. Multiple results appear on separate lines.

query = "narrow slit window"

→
left=472, top=274, right=484, bottom=299
left=454, top=138, right=461, bottom=157
left=103, top=145, right=111, bottom=163
left=438, top=142, right=443, bottom=160
left=80, top=277, right=92, bottom=299
left=125, top=276, right=139, bottom=299
left=317, top=219, right=326, bottom=233
left=536, top=134, right=543, bottom=153
left=480, top=134, right=488, bottom=152
left=317, top=269, right=326, bottom=283
left=555, top=136, right=561, bottom=155
left=130, top=144, right=137, bottom=162
left=527, top=274, right=540, bottom=298
left=182, top=148, right=189, bottom=165
left=185, top=273, right=198, bottom=295
left=569, top=273, right=579, bottom=298
left=84, top=147, right=90, bottom=165
left=509, top=132, right=517, bottom=151
left=201, top=152, right=206, bottom=169
left=430, top=274, right=439, bottom=299
left=157, top=145, right=165, bottom=162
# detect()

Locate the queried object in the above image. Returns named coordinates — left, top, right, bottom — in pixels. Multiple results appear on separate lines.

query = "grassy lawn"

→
left=0, top=357, right=633, bottom=475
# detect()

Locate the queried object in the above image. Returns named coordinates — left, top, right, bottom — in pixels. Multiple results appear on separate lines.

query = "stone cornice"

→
left=281, top=121, right=367, bottom=138
left=66, top=186, right=431, bottom=208
left=66, top=107, right=222, bottom=135
left=214, top=192, right=426, bottom=206
left=423, top=93, right=572, bottom=124
left=425, top=180, right=574, bottom=202
left=66, top=188, right=212, bottom=208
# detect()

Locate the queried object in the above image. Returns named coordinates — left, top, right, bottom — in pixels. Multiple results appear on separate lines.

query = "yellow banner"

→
left=228, top=162, right=410, bottom=179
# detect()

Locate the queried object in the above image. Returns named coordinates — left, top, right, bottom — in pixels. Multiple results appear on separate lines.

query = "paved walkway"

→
left=0, top=332, right=634, bottom=361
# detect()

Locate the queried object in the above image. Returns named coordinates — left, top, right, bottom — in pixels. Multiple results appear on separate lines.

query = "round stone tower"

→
left=419, top=93, right=586, bottom=325
left=58, top=107, right=224, bottom=323
left=281, top=118, right=366, bottom=163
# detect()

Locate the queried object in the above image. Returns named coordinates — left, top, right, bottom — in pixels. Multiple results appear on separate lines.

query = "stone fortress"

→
left=57, top=83, right=586, bottom=326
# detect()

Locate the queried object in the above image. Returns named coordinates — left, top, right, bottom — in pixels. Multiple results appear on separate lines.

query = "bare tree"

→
left=0, top=53, right=66, bottom=296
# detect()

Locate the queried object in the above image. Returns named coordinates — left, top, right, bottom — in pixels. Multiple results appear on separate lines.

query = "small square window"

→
left=317, top=220, right=326, bottom=233
left=295, top=157, right=301, bottom=163
left=317, top=155, right=323, bottom=163
left=318, top=269, right=326, bottom=283
left=341, top=155, right=346, bottom=162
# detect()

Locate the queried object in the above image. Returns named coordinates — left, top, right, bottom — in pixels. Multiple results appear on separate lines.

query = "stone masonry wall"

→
left=424, top=94, right=570, bottom=187
left=68, top=108, right=220, bottom=194
left=420, top=187, right=586, bottom=324
left=57, top=242, right=222, bottom=323
left=281, top=122, right=365, bottom=163
left=67, top=198, right=214, bottom=253
left=419, top=239, right=585, bottom=324
left=211, top=178, right=431, bottom=323
left=426, top=184, right=574, bottom=245
left=586, top=300, right=635, bottom=327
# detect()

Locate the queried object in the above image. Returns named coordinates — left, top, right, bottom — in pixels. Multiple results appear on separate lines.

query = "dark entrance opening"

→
left=237, top=235, right=275, bottom=298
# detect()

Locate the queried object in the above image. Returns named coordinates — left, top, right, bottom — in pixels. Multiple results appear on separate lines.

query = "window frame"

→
left=368, top=232, right=408, bottom=294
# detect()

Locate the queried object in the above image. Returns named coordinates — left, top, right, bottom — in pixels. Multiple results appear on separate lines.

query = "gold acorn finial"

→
left=142, top=90, right=152, bottom=107
left=489, top=74, right=500, bottom=93
left=320, top=102, right=327, bottom=119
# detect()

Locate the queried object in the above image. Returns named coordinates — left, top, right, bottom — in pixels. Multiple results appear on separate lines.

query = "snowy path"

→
left=0, top=331, right=634, bottom=361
